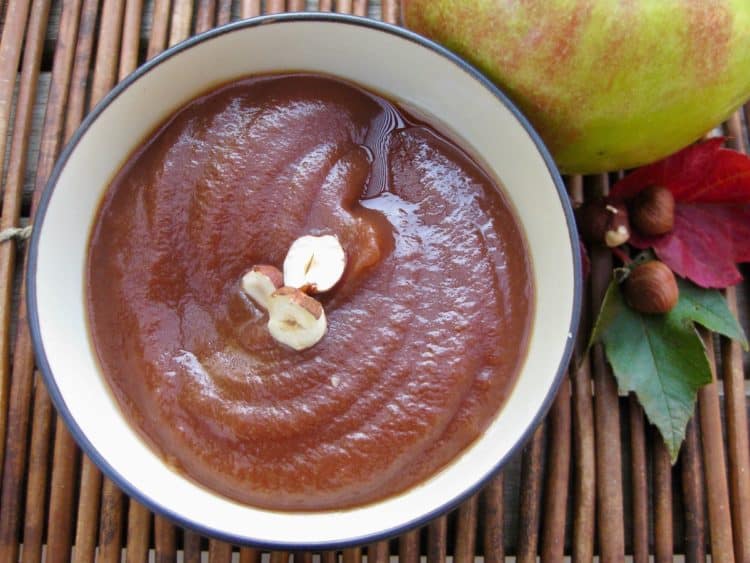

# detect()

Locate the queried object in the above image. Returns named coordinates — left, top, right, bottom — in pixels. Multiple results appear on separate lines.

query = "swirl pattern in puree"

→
left=87, top=74, right=534, bottom=510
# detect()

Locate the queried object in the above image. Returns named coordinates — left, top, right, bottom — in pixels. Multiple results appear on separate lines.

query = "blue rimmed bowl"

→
left=27, top=13, right=581, bottom=549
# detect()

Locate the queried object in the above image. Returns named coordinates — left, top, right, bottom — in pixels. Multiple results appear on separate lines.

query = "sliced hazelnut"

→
left=267, top=287, right=327, bottom=350
left=603, top=203, right=630, bottom=247
left=630, top=185, right=675, bottom=237
left=241, top=265, right=283, bottom=310
left=283, top=234, right=346, bottom=293
left=623, top=260, right=679, bottom=314
left=576, top=199, right=630, bottom=248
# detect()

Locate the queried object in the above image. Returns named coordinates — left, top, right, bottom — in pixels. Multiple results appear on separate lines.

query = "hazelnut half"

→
left=241, top=265, right=284, bottom=310
left=267, top=287, right=327, bottom=350
left=630, top=185, right=675, bottom=237
left=283, top=234, right=347, bottom=293
left=623, top=260, right=679, bottom=314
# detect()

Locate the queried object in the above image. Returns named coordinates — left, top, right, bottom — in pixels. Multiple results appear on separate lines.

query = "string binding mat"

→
left=0, top=225, right=33, bottom=243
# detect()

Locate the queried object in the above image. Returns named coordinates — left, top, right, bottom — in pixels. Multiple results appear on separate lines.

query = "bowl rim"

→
left=26, top=11, right=583, bottom=549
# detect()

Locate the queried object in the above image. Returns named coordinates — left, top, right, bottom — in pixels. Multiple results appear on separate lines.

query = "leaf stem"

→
left=611, top=245, right=632, bottom=265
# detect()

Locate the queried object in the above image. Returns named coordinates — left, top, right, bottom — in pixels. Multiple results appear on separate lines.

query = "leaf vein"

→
left=643, top=318, right=677, bottom=439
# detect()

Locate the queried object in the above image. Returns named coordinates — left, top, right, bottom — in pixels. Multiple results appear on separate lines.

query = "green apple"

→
left=402, top=0, right=750, bottom=174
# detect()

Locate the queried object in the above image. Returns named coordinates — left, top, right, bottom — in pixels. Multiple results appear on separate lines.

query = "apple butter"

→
left=87, top=74, right=534, bottom=510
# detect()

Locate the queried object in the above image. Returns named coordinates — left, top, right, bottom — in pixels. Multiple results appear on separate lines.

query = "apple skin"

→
left=402, top=0, right=750, bottom=174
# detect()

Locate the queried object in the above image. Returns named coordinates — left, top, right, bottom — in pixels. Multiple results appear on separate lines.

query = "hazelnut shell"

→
left=630, top=185, right=675, bottom=237
left=576, top=199, right=630, bottom=247
left=623, top=261, right=679, bottom=314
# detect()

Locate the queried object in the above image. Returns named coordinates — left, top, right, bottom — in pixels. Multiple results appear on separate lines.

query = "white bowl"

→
left=28, top=13, right=582, bottom=549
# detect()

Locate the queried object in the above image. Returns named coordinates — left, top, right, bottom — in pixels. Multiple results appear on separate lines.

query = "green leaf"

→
left=588, top=277, right=622, bottom=349
left=591, top=279, right=712, bottom=462
left=672, top=279, right=748, bottom=350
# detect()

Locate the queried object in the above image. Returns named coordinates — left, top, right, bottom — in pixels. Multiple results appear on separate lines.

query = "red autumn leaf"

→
left=609, top=138, right=750, bottom=288
left=609, top=137, right=750, bottom=203
left=631, top=204, right=750, bottom=288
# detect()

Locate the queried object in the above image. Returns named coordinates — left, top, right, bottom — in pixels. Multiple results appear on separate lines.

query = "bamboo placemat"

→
left=0, top=0, right=748, bottom=561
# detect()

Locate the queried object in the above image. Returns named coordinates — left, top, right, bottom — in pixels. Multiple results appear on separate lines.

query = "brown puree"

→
left=87, top=73, right=534, bottom=510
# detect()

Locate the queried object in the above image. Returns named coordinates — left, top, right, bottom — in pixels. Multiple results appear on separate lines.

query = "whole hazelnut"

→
left=576, top=199, right=630, bottom=248
left=623, top=260, right=679, bottom=314
left=630, top=185, right=675, bottom=237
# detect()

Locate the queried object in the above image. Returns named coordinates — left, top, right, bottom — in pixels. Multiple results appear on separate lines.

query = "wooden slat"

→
left=195, top=0, right=216, bottom=33
left=568, top=174, right=596, bottom=563
left=216, top=0, right=231, bottom=25
left=427, top=515, right=446, bottom=563
left=208, top=539, right=233, bottom=562
left=572, top=356, right=596, bottom=563
left=592, top=353, right=626, bottom=563
left=399, top=529, right=419, bottom=563
left=628, top=397, right=649, bottom=563
left=168, top=0, right=191, bottom=46
left=699, top=332, right=736, bottom=563
left=241, top=0, right=260, bottom=18
left=65, top=0, right=99, bottom=138
left=653, top=439, right=674, bottom=563
left=0, top=0, right=31, bottom=184
left=482, top=473, right=504, bottom=563
left=98, top=477, right=125, bottom=562
left=590, top=175, right=625, bottom=563
left=380, top=0, right=396, bottom=24
left=682, top=418, right=707, bottom=563
left=125, top=500, right=151, bottom=563
left=353, top=0, right=367, bottom=16
left=146, top=0, right=170, bottom=59
left=454, top=494, right=478, bottom=563
left=20, top=374, right=53, bottom=563
left=336, top=0, right=352, bottom=12
left=46, top=422, right=78, bottom=562
left=541, top=378, right=571, bottom=563
left=517, top=424, right=545, bottom=563
left=73, top=459, right=102, bottom=563
left=0, top=0, right=7, bottom=35
left=0, top=0, right=33, bottom=490
left=722, top=114, right=750, bottom=563
left=119, top=0, right=143, bottom=78
left=368, top=541, right=389, bottom=563
left=722, top=288, right=750, bottom=562
left=184, top=529, right=204, bottom=563
left=90, top=0, right=125, bottom=106
left=32, top=0, right=82, bottom=190
left=239, top=546, right=261, bottom=563
left=0, top=0, right=52, bottom=560
left=343, top=546, right=362, bottom=563
left=154, top=516, right=177, bottom=562
left=266, top=0, right=285, bottom=14
left=335, top=0, right=367, bottom=16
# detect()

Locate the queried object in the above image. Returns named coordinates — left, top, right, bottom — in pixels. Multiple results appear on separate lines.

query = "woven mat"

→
left=0, top=0, right=748, bottom=561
